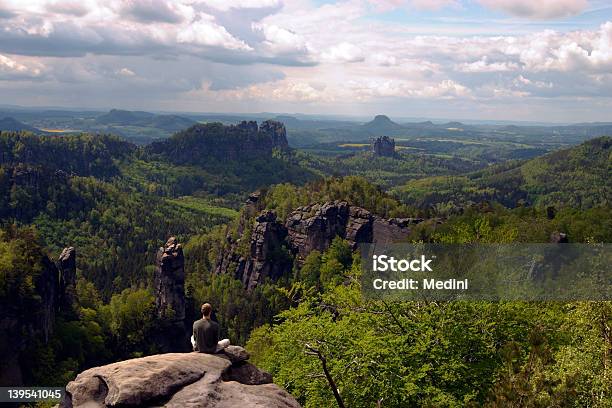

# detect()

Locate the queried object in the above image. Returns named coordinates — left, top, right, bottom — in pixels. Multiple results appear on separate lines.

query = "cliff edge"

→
left=60, top=346, right=300, bottom=408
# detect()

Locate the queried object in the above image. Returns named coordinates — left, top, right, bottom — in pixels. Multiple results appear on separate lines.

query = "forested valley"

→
left=0, top=120, right=610, bottom=407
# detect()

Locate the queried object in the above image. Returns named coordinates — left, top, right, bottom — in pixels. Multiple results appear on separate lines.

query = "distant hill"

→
left=393, top=136, right=612, bottom=209
left=361, top=115, right=404, bottom=134
left=0, top=132, right=134, bottom=178
left=0, top=117, right=40, bottom=132
left=96, top=109, right=196, bottom=131
left=444, top=121, right=464, bottom=128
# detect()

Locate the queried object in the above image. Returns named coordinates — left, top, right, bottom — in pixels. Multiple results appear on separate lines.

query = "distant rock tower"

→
left=371, top=136, right=395, bottom=157
left=154, top=237, right=185, bottom=321
left=153, top=237, right=189, bottom=352
left=259, top=120, right=289, bottom=151
left=58, top=247, right=77, bottom=317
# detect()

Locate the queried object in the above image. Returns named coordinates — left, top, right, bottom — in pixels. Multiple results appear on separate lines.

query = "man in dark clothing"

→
left=192, top=303, right=230, bottom=353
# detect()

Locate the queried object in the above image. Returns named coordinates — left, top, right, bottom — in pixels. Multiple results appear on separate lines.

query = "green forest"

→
left=0, top=126, right=610, bottom=407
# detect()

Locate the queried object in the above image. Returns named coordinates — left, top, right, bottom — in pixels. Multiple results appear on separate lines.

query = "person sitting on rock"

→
left=192, top=303, right=230, bottom=353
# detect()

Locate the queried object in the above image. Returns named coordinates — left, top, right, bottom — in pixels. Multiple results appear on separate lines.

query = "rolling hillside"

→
left=393, top=136, right=612, bottom=210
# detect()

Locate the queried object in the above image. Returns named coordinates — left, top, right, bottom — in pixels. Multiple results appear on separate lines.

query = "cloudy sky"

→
left=1, top=0, right=611, bottom=122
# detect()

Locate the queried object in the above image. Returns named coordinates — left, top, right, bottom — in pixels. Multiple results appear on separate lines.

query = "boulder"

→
left=223, top=362, right=274, bottom=385
left=550, top=232, right=569, bottom=243
left=222, top=345, right=250, bottom=364
left=61, top=349, right=300, bottom=408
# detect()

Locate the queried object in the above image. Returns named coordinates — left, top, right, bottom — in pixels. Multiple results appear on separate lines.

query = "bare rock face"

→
left=61, top=348, right=300, bottom=408
left=285, top=201, right=415, bottom=262
left=259, top=120, right=289, bottom=151
left=58, top=247, right=77, bottom=316
left=285, top=201, right=356, bottom=260
left=153, top=237, right=190, bottom=352
left=215, top=211, right=292, bottom=290
left=373, top=217, right=424, bottom=244
left=371, top=136, right=395, bottom=157
left=216, top=200, right=420, bottom=287
left=155, top=237, right=185, bottom=321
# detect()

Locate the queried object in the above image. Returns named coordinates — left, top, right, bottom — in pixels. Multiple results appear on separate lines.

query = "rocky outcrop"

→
left=550, top=232, right=569, bottom=243
left=58, top=246, right=76, bottom=316
left=216, top=200, right=420, bottom=287
left=61, top=347, right=300, bottom=408
left=260, top=120, right=290, bottom=151
left=146, top=120, right=290, bottom=165
left=154, top=237, right=189, bottom=352
left=285, top=201, right=418, bottom=261
left=215, top=211, right=292, bottom=290
left=155, top=237, right=185, bottom=321
left=285, top=202, right=363, bottom=260
left=371, top=136, right=395, bottom=157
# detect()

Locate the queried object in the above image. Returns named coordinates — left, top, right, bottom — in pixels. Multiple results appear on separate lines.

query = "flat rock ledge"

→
left=60, top=346, right=300, bottom=408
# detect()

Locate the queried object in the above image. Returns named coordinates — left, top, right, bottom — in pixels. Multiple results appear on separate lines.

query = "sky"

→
left=0, top=0, right=611, bottom=122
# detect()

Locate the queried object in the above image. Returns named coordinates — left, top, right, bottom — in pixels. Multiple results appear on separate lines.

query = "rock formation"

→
left=155, top=237, right=185, bottom=321
left=60, top=347, right=300, bottom=408
left=371, top=136, right=395, bottom=157
left=260, top=120, right=290, bottom=151
left=285, top=201, right=421, bottom=261
left=58, top=246, right=77, bottom=316
left=215, top=210, right=292, bottom=290
left=550, top=232, right=569, bottom=243
left=216, top=200, right=422, bottom=288
left=146, top=120, right=290, bottom=165
left=154, top=237, right=189, bottom=352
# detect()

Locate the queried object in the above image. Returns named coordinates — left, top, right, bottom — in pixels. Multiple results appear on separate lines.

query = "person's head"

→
left=201, top=303, right=212, bottom=319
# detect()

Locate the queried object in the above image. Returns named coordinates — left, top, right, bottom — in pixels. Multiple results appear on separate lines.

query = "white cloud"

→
left=478, top=0, right=588, bottom=19
left=116, top=67, right=135, bottom=77
left=176, top=13, right=253, bottom=51
left=410, top=0, right=459, bottom=11
left=513, top=75, right=553, bottom=89
left=416, top=79, right=470, bottom=98
left=213, top=79, right=330, bottom=103
left=367, top=0, right=404, bottom=12
left=0, top=54, right=43, bottom=79
left=321, top=42, right=364, bottom=63
left=45, top=0, right=91, bottom=16
left=367, top=0, right=459, bottom=11
left=507, top=22, right=612, bottom=72
left=120, top=0, right=194, bottom=23
left=456, top=57, right=519, bottom=73
left=198, top=0, right=282, bottom=12
left=253, top=22, right=310, bottom=55
left=370, top=53, right=398, bottom=66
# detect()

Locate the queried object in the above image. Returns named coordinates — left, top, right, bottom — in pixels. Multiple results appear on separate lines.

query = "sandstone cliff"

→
left=58, top=246, right=77, bottom=317
left=61, top=346, right=300, bottom=408
left=216, top=198, right=423, bottom=289
left=153, top=237, right=190, bottom=352
left=146, top=120, right=290, bottom=165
